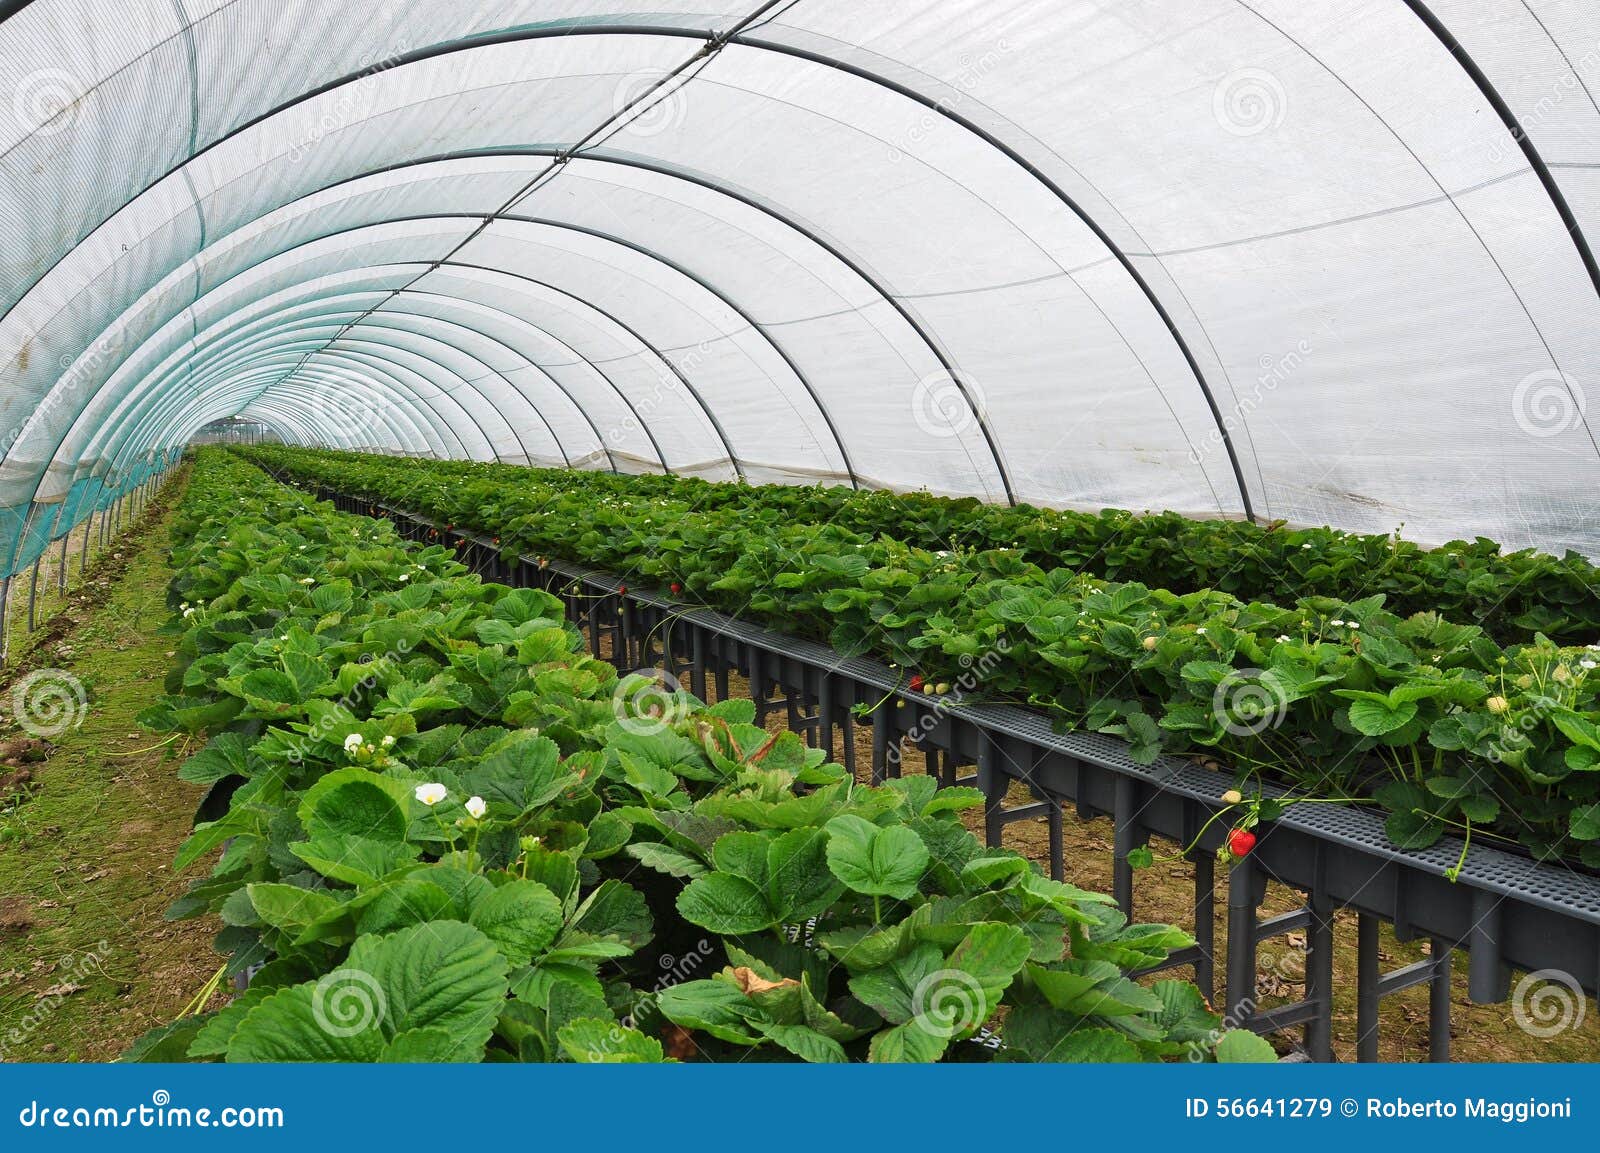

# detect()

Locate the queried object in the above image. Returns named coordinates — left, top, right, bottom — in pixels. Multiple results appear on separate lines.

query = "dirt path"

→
left=0, top=466, right=222, bottom=1062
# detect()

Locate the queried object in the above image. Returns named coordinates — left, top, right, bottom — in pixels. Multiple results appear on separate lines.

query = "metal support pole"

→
left=1225, top=856, right=1262, bottom=1027
left=57, top=534, right=68, bottom=593
left=1356, top=913, right=1381, bottom=1062
left=1112, top=775, right=1138, bottom=916
left=0, top=576, right=10, bottom=665
left=1429, top=940, right=1453, bottom=1062
left=1467, top=889, right=1511, bottom=1003
left=26, top=557, right=41, bottom=631
left=1304, top=893, right=1336, bottom=1062
left=80, top=513, right=90, bottom=575
left=1192, top=851, right=1216, bottom=1001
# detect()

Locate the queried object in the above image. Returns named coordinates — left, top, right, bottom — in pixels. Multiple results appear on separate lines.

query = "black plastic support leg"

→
left=1356, top=913, right=1380, bottom=1062
left=1467, top=889, right=1511, bottom=1003
left=1225, top=857, right=1263, bottom=1027
left=1430, top=941, right=1453, bottom=1062
left=1304, top=893, right=1335, bottom=1062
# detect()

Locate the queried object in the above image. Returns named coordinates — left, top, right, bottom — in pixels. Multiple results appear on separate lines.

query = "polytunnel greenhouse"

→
left=2, top=0, right=1600, bottom=1088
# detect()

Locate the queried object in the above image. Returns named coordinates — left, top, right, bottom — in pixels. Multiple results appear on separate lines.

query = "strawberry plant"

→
left=128, top=450, right=1263, bottom=1064
left=244, top=447, right=1600, bottom=868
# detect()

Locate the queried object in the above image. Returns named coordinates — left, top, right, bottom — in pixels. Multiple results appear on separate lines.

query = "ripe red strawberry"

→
left=618, top=585, right=628, bottom=597
left=908, top=674, right=924, bottom=692
left=493, top=537, right=500, bottom=545
left=670, top=582, right=682, bottom=595
left=1227, top=828, right=1256, bottom=857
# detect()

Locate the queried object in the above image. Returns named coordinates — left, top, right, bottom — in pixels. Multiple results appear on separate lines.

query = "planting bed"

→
left=244, top=447, right=1600, bottom=874
left=321, top=485, right=1600, bottom=1063
left=126, top=450, right=1278, bottom=1064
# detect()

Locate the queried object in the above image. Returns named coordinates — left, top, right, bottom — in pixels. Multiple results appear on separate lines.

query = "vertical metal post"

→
left=1112, top=775, right=1138, bottom=916
left=57, top=534, right=68, bottom=593
left=1467, top=889, right=1510, bottom=1002
left=870, top=698, right=890, bottom=786
left=750, top=650, right=767, bottom=726
left=1429, top=941, right=1453, bottom=1062
left=1225, top=856, right=1262, bottom=1027
left=690, top=628, right=707, bottom=701
left=80, top=514, right=92, bottom=574
left=1047, top=801, right=1064, bottom=882
left=1192, top=851, right=1216, bottom=1000
left=1356, top=912, right=1381, bottom=1062
left=977, top=732, right=1006, bottom=848
left=817, top=673, right=835, bottom=759
left=26, top=558, right=41, bottom=631
left=1304, top=892, right=1335, bottom=1062
left=0, top=576, right=10, bottom=665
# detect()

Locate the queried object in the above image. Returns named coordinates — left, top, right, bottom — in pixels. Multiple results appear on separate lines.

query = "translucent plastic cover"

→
left=1, top=0, right=1598, bottom=576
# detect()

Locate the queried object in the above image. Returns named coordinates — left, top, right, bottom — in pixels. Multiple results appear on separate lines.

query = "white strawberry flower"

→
left=397, top=573, right=410, bottom=582
left=343, top=733, right=363, bottom=754
left=414, top=783, right=448, bottom=806
left=299, top=577, right=315, bottom=585
left=381, top=735, right=396, bottom=747
left=464, top=796, right=487, bottom=820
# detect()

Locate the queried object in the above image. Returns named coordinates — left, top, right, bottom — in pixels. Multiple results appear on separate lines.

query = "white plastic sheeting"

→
left=1, top=0, right=1599, bottom=575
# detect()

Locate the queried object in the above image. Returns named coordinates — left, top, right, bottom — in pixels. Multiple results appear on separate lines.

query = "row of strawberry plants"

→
left=240, top=445, right=1600, bottom=869
left=255, top=449, right=1599, bottom=646
left=129, top=448, right=1265, bottom=1063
